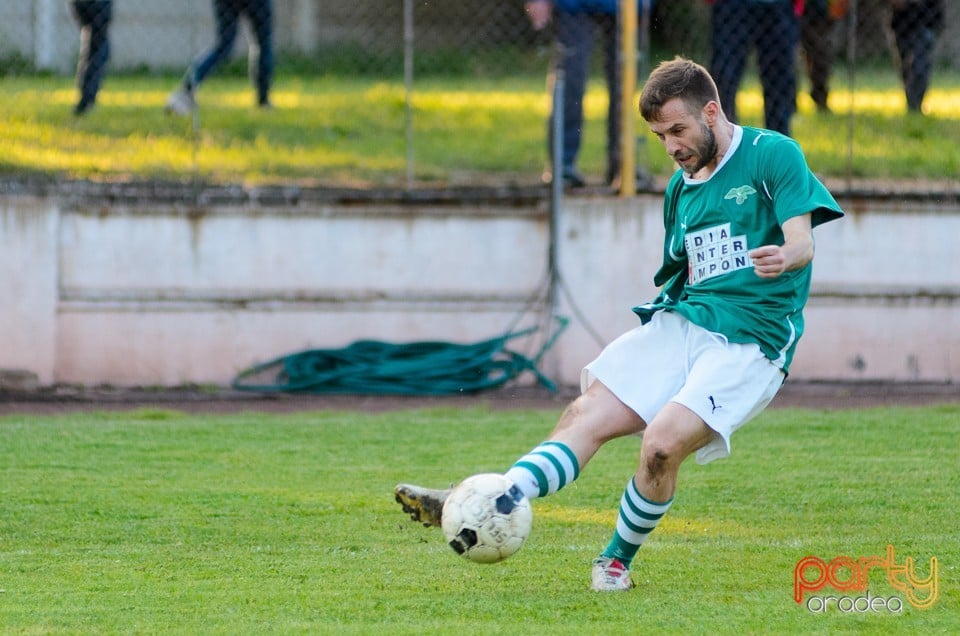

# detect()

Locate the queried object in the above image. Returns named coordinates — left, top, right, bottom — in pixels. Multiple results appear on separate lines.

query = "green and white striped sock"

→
left=601, top=477, right=672, bottom=568
left=504, top=441, right=580, bottom=500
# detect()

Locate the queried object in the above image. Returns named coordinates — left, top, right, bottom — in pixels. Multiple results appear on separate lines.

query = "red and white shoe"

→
left=591, top=556, right=634, bottom=591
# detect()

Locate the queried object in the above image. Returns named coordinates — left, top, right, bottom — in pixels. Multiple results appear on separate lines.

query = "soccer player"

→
left=394, top=56, right=844, bottom=591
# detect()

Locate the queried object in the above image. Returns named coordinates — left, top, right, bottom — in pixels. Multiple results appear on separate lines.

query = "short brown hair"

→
left=639, top=56, right=720, bottom=122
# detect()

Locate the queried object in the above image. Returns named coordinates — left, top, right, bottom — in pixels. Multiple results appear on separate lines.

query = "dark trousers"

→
left=800, top=5, right=836, bottom=109
left=892, top=21, right=937, bottom=112
left=549, top=9, right=621, bottom=181
left=192, top=0, right=274, bottom=104
left=70, top=0, right=112, bottom=109
left=710, top=0, right=799, bottom=136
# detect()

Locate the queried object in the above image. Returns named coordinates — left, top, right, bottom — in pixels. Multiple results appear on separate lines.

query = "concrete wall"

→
left=0, top=0, right=304, bottom=73
left=2, top=186, right=958, bottom=389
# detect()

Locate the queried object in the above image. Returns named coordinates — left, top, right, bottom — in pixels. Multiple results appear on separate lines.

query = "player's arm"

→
left=749, top=213, right=814, bottom=279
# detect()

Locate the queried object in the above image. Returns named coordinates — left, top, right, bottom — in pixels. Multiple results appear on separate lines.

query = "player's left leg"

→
left=592, top=402, right=712, bottom=591
left=592, top=337, right=784, bottom=591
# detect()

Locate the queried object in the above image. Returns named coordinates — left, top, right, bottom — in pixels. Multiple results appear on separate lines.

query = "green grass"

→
left=1, top=404, right=957, bottom=634
left=2, top=70, right=958, bottom=186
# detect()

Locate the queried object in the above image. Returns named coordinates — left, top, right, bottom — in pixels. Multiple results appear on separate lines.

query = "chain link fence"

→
left=0, top=0, right=955, bottom=187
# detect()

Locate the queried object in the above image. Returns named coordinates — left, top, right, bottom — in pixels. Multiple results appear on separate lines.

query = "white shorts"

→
left=581, top=311, right=784, bottom=465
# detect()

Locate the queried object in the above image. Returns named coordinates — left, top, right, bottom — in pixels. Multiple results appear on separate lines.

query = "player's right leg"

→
left=505, top=381, right=643, bottom=499
left=394, top=483, right=450, bottom=527
left=393, top=381, right=643, bottom=526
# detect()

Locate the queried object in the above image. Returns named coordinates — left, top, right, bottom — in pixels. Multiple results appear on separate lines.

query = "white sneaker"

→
left=591, top=556, right=634, bottom=591
left=165, top=87, right=196, bottom=116
left=394, top=483, right=451, bottom=527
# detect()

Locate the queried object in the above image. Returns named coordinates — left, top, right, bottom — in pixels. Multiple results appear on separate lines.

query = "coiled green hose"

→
left=232, top=317, right=568, bottom=395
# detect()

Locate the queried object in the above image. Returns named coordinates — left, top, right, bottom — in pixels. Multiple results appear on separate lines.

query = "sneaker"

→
left=591, top=556, right=634, bottom=591
left=562, top=169, right=586, bottom=189
left=165, top=86, right=196, bottom=116
left=394, top=483, right=451, bottom=527
left=73, top=98, right=93, bottom=117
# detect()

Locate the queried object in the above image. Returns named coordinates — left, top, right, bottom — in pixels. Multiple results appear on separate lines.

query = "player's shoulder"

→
left=740, top=126, right=800, bottom=152
left=739, top=127, right=807, bottom=168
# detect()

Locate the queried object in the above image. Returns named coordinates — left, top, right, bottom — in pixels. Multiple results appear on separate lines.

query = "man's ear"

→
left=702, top=100, right=721, bottom=125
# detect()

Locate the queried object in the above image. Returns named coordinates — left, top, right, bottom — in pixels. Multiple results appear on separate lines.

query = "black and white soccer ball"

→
left=440, top=473, right=532, bottom=564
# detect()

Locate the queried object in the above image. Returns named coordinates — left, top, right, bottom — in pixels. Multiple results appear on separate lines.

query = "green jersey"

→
left=634, top=126, right=844, bottom=372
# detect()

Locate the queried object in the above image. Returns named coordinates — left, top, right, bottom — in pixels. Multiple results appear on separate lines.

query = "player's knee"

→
left=640, top=430, right=685, bottom=476
left=641, top=443, right=674, bottom=479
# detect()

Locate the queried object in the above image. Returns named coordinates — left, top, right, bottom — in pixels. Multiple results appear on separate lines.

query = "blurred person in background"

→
left=800, top=0, right=848, bottom=113
left=69, top=0, right=112, bottom=116
left=166, top=0, right=274, bottom=115
left=889, top=0, right=945, bottom=113
left=708, top=0, right=801, bottom=136
left=525, top=0, right=653, bottom=191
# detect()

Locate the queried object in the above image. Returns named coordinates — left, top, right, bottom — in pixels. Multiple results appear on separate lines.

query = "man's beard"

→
left=684, top=123, right=719, bottom=176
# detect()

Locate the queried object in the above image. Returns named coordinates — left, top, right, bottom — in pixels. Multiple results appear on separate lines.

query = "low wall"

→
left=2, top=184, right=958, bottom=389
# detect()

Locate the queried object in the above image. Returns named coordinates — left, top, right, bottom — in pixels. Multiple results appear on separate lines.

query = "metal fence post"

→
left=404, top=0, right=415, bottom=189
left=618, top=0, right=637, bottom=197
left=33, top=0, right=57, bottom=70
left=845, top=0, right=858, bottom=193
left=549, top=68, right=564, bottom=317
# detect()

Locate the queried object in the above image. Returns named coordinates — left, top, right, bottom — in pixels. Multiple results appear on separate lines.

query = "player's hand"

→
left=749, top=245, right=789, bottom=278
left=750, top=214, right=815, bottom=278
left=525, top=1, right=552, bottom=30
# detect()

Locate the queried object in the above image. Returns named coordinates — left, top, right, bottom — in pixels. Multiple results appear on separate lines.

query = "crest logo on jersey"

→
left=724, top=185, right=757, bottom=205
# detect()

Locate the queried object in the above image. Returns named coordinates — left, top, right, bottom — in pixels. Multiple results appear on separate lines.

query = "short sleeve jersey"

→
left=634, top=126, right=844, bottom=372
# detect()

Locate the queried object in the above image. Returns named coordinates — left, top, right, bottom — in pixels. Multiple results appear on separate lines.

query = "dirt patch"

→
left=0, top=381, right=957, bottom=416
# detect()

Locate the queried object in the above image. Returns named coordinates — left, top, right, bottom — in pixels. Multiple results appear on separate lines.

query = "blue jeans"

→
left=70, top=0, right=112, bottom=108
left=892, top=24, right=937, bottom=111
left=191, top=0, right=274, bottom=104
left=549, top=8, right=621, bottom=180
left=710, top=0, right=799, bottom=136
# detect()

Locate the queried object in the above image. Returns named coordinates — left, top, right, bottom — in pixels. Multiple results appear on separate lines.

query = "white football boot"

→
left=591, top=556, right=634, bottom=591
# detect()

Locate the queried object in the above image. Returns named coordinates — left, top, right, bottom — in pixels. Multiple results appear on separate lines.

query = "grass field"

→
left=1, top=404, right=956, bottom=634
left=2, top=70, right=959, bottom=186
